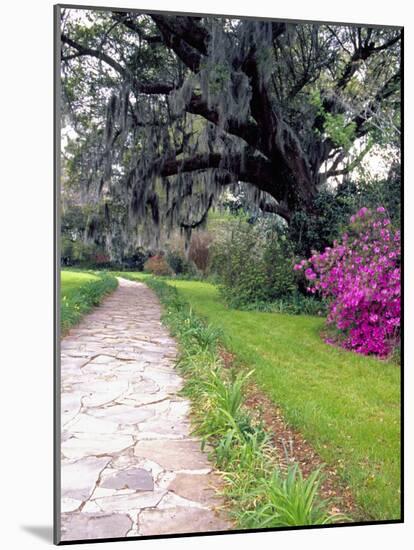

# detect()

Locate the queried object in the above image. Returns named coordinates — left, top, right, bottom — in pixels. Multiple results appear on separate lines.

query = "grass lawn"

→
left=61, top=270, right=100, bottom=297
left=120, top=273, right=400, bottom=521
left=60, top=270, right=118, bottom=333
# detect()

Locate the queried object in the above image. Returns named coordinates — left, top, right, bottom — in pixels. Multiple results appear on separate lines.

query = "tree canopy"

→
left=60, top=8, right=401, bottom=250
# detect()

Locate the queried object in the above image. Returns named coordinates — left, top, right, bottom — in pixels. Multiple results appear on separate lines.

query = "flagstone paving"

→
left=60, top=278, right=231, bottom=542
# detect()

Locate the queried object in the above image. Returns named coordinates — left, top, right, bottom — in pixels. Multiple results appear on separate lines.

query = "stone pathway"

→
left=60, top=278, right=230, bottom=542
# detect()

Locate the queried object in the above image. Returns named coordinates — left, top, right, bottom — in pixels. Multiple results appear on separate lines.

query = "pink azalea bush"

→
left=294, top=207, right=400, bottom=357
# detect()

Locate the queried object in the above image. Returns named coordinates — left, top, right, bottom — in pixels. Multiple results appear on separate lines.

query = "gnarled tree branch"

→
left=61, top=34, right=175, bottom=94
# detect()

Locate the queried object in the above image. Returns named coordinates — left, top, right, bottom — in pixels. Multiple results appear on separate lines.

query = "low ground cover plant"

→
left=146, top=277, right=344, bottom=528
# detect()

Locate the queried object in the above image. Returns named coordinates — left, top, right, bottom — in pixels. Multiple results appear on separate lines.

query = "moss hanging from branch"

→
left=61, top=9, right=401, bottom=253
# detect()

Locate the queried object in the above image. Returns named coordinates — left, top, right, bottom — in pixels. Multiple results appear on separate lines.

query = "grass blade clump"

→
left=237, top=465, right=346, bottom=527
left=61, top=270, right=118, bottom=334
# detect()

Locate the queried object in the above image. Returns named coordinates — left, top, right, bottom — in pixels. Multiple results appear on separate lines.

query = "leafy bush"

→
left=263, top=236, right=297, bottom=299
left=165, top=249, right=197, bottom=276
left=119, top=249, right=148, bottom=271
left=166, top=249, right=185, bottom=274
left=213, top=222, right=268, bottom=306
left=213, top=222, right=297, bottom=308
left=289, top=188, right=353, bottom=258
left=143, top=254, right=172, bottom=276
left=296, top=207, right=400, bottom=356
left=289, top=171, right=401, bottom=258
left=61, top=236, right=105, bottom=267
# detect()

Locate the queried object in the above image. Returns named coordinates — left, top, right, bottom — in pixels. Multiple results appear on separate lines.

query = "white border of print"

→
left=1, top=0, right=412, bottom=548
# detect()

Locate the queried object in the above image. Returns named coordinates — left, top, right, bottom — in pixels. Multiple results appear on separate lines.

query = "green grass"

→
left=61, top=270, right=118, bottom=333
left=145, top=277, right=343, bottom=528
left=61, top=270, right=100, bottom=296
left=119, top=272, right=400, bottom=521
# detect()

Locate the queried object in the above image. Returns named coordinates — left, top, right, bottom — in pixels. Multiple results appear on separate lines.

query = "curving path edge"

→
left=60, top=278, right=230, bottom=542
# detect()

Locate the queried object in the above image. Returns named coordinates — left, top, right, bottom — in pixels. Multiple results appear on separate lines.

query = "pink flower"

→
left=305, top=268, right=316, bottom=280
left=295, top=205, right=400, bottom=357
left=357, top=207, right=369, bottom=218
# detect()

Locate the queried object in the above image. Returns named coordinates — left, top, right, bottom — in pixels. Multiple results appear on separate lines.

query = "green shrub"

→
left=60, top=236, right=103, bottom=267
left=165, top=249, right=197, bottom=276
left=119, top=250, right=148, bottom=271
left=289, top=170, right=401, bottom=258
left=166, top=250, right=185, bottom=274
left=212, top=222, right=298, bottom=308
left=212, top=222, right=268, bottom=306
left=262, top=236, right=297, bottom=299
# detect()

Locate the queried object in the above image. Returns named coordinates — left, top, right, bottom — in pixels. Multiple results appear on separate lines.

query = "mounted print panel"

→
left=54, top=4, right=403, bottom=545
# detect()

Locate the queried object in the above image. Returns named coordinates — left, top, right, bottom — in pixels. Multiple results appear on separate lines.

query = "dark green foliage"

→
left=166, top=250, right=185, bottom=274
left=61, top=199, right=151, bottom=269
left=61, top=202, right=102, bottom=266
left=213, top=223, right=269, bottom=306
left=262, top=236, right=297, bottom=299
left=118, top=249, right=148, bottom=271
left=165, top=249, right=197, bottom=276
left=61, top=201, right=110, bottom=267
left=289, top=171, right=401, bottom=257
left=289, top=188, right=352, bottom=258
left=212, top=222, right=308, bottom=309
left=309, top=89, right=357, bottom=150
left=61, top=202, right=87, bottom=239
left=353, top=165, right=401, bottom=227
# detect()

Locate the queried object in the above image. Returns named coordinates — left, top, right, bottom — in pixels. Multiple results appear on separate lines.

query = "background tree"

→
left=60, top=8, right=401, bottom=250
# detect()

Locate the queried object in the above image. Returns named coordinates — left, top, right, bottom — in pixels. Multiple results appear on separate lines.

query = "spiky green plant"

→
left=237, top=465, right=346, bottom=527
